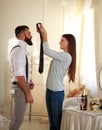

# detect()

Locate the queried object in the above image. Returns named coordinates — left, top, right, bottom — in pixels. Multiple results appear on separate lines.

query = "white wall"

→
left=94, top=5, right=102, bottom=98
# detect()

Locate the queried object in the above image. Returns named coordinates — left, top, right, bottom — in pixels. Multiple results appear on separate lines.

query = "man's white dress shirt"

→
left=9, top=39, right=30, bottom=83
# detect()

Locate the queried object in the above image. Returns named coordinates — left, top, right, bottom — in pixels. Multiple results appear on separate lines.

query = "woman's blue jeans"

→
left=46, top=88, right=64, bottom=130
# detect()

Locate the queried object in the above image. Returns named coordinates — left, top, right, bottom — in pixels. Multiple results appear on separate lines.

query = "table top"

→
left=63, top=106, right=102, bottom=116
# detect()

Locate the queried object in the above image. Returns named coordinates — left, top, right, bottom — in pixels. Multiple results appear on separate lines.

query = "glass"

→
left=77, top=96, right=81, bottom=110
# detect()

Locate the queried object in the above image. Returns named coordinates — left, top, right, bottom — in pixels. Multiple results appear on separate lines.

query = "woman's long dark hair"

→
left=62, top=34, right=76, bottom=82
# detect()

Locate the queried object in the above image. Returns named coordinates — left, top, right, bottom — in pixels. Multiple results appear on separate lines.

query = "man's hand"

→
left=26, top=91, right=33, bottom=104
left=30, top=79, right=35, bottom=89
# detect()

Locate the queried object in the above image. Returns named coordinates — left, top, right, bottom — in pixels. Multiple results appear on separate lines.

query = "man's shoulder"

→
left=12, top=40, right=26, bottom=50
left=17, top=40, right=26, bottom=47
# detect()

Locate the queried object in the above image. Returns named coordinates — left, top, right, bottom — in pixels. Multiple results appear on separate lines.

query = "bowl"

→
left=91, top=104, right=99, bottom=111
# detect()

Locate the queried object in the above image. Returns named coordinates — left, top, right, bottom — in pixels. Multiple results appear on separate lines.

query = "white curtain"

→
left=79, top=9, right=97, bottom=96
left=63, top=0, right=98, bottom=96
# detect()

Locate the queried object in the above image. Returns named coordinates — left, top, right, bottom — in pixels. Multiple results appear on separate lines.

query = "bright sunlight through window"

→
left=64, top=9, right=97, bottom=96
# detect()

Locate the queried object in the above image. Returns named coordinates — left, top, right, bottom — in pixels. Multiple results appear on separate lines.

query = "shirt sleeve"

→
left=43, top=42, right=71, bottom=61
left=12, top=47, right=26, bottom=77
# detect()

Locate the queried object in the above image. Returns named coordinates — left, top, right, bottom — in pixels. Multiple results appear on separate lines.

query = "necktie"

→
left=38, top=32, right=44, bottom=74
left=26, top=56, right=28, bottom=82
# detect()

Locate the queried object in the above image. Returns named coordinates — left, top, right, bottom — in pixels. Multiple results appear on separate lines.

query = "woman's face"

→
left=59, top=36, right=68, bottom=52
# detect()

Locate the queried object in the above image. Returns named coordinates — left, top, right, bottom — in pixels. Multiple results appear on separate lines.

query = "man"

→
left=9, top=25, right=34, bottom=130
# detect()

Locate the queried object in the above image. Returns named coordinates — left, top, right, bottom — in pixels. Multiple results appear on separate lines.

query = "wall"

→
left=94, top=5, right=102, bottom=98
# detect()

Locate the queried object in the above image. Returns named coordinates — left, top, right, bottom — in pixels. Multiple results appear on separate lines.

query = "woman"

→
left=38, top=25, right=76, bottom=130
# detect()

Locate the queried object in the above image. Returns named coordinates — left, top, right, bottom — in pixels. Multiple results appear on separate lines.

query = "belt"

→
left=12, top=81, right=29, bottom=86
left=12, top=82, right=17, bottom=85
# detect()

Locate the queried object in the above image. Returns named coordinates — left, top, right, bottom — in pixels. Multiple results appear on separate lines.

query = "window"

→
left=64, top=9, right=98, bottom=96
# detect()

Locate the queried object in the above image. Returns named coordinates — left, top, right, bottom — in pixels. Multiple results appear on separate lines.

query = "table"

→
left=61, top=107, right=102, bottom=130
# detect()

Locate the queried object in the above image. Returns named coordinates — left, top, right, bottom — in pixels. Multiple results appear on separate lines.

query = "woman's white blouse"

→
left=43, top=42, right=72, bottom=91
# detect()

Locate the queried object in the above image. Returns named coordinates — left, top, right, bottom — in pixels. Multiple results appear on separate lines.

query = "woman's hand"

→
left=36, top=24, right=48, bottom=42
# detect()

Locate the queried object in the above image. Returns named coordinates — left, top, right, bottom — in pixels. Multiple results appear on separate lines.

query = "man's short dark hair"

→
left=15, top=25, right=29, bottom=37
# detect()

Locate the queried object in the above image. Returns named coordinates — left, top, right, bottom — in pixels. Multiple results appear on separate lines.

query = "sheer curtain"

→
left=63, top=0, right=97, bottom=96
left=80, top=9, right=97, bottom=96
